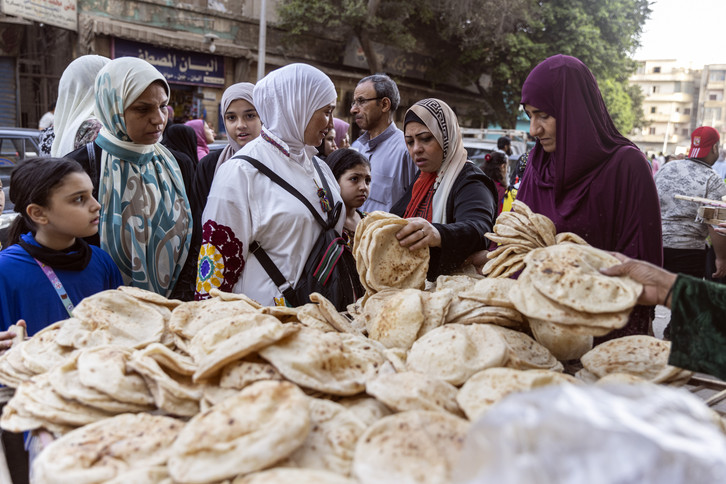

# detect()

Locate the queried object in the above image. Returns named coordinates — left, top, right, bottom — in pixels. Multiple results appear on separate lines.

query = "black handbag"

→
left=240, top=155, right=363, bottom=311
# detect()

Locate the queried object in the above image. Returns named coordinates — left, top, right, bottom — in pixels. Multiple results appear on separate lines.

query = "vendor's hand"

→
left=715, top=222, right=726, bottom=236
left=0, top=320, right=26, bottom=353
left=465, top=249, right=490, bottom=275
left=396, top=217, right=441, bottom=251
left=600, top=254, right=677, bottom=308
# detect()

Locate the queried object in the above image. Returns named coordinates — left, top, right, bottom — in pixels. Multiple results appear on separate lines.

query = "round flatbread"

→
left=352, top=411, right=469, bottom=484
left=406, top=324, right=508, bottom=386
left=580, top=335, right=680, bottom=383
left=59, top=290, right=166, bottom=349
left=529, top=319, right=593, bottom=361
left=366, top=372, right=461, bottom=415
left=282, top=398, right=366, bottom=476
left=32, top=413, right=183, bottom=484
left=361, top=217, right=429, bottom=292
left=168, top=380, right=311, bottom=483
left=366, top=289, right=424, bottom=350
left=509, top=267, right=630, bottom=329
left=234, top=468, right=358, bottom=484
left=524, top=244, right=642, bottom=313
left=258, top=328, right=387, bottom=396
left=456, top=367, right=579, bottom=421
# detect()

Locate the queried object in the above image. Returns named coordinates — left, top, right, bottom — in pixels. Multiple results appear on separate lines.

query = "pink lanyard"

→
left=32, top=258, right=75, bottom=317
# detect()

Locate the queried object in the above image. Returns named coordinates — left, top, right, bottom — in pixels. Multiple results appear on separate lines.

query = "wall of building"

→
left=630, top=59, right=698, bottom=155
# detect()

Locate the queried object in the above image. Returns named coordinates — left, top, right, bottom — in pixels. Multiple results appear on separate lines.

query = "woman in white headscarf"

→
left=66, top=57, right=193, bottom=298
left=196, top=64, right=343, bottom=305
left=390, top=98, right=498, bottom=280
left=50, top=55, right=110, bottom=157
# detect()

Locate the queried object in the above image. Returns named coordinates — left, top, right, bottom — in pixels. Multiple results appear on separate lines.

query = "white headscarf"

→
left=217, top=82, right=255, bottom=167
left=50, top=55, right=110, bottom=157
left=253, top=63, right=336, bottom=164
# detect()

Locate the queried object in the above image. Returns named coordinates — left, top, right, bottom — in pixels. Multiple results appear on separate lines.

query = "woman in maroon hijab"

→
left=517, top=54, right=662, bottom=339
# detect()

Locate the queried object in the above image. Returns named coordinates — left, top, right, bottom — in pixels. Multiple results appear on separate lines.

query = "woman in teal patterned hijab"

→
left=93, top=57, right=192, bottom=297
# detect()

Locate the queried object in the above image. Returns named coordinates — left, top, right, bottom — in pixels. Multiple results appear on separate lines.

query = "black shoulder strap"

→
left=86, top=142, right=98, bottom=192
left=240, top=155, right=334, bottom=301
left=238, top=155, right=327, bottom=227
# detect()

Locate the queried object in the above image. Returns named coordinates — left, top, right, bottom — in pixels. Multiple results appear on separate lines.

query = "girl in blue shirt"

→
left=0, top=157, right=122, bottom=343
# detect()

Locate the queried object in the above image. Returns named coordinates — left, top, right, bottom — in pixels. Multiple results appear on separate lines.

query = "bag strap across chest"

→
left=239, top=155, right=341, bottom=302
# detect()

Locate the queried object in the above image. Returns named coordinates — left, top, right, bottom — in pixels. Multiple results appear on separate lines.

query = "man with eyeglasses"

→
left=350, top=74, right=417, bottom=212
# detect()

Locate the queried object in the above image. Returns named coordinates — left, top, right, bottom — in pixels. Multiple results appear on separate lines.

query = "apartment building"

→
left=629, top=59, right=699, bottom=156
left=698, top=64, right=726, bottom=149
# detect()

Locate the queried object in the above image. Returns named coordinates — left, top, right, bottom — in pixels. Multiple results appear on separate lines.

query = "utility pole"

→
left=257, top=0, right=267, bottom=81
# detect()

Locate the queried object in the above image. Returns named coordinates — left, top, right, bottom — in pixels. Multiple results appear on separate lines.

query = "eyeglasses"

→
left=351, top=97, right=382, bottom=108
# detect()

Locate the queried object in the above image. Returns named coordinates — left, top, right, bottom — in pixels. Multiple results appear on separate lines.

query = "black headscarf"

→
left=162, top=124, right=199, bottom=165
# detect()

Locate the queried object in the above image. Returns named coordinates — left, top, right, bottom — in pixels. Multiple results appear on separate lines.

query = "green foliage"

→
left=275, top=0, right=651, bottom=128
left=600, top=78, right=635, bottom=135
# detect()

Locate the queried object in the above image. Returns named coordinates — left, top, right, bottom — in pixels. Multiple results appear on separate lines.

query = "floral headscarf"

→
left=94, top=56, right=192, bottom=296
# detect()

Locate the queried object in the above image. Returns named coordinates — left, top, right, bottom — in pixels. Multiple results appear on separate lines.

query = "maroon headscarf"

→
left=517, top=55, right=663, bottom=338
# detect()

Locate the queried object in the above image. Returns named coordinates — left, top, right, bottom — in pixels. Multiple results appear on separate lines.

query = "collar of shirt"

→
left=360, top=122, right=398, bottom=150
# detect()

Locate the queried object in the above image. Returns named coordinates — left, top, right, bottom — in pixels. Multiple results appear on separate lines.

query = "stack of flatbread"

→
left=483, top=200, right=588, bottom=278
left=577, top=335, right=693, bottom=385
left=509, top=243, right=644, bottom=360
left=353, top=211, right=429, bottom=299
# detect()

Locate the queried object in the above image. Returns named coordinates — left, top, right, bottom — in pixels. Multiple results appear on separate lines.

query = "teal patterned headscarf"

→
left=94, top=57, right=192, bottom=296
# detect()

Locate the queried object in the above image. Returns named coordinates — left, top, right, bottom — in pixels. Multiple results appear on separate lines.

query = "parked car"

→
left=0, top=127, right=41, bottom=246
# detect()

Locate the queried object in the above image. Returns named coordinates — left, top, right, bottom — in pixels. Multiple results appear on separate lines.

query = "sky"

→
left=633, top=0, right=726, bottom=67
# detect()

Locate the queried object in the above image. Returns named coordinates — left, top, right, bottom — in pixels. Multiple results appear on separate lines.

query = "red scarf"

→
left=403, top=172, right=437, bottom=221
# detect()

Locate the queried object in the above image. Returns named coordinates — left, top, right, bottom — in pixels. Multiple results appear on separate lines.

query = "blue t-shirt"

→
left=0, top=233, right=123, bottom=335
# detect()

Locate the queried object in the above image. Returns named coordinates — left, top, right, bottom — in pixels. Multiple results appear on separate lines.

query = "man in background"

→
left=350, top=74, right=417, bottom=212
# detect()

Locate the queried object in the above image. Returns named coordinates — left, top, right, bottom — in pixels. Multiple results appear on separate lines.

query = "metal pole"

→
left=257, top=0, right=267, bottom=81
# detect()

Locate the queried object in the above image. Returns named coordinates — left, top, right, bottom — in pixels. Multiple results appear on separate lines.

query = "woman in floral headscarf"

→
left=390, top=98, right=497, bottom=280
left=196, top=64, right=344, bottom=306
left=66, top=57, right=192, bottom=298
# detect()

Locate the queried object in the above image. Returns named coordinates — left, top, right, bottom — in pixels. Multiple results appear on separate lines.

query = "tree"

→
left=276, top=0, right=651, bottom=129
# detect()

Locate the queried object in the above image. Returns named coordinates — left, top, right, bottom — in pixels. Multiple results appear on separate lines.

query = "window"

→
left=649, top=127, right=656, bottom=135
left=709, top=70, right=726, bottom=82
left=673, top=81, right=682, bottom=92
left=675, top=107, right=680, bottom=113
left=705, top=107, right=723, bottom=120
left=684, top=108, right=691, bottom=115
left=650, top=107, right=656, bottom=114
left=652, top=85, right=659, bottom=94
left=653, top=66, right=661, bottom=73
left=708, top=90, right=724, bottom=101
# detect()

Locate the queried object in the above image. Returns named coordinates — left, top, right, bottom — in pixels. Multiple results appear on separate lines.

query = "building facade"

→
left=697, top=64, right=726, bottom=150
left=629, top=59, right=699, bottom=156
left=0, top=0, right=487, bottom=136
left=630, top=59, right=726, bottom=156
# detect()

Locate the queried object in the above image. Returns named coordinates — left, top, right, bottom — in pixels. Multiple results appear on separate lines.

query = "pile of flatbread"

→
left=353, top=211, right=429, bottom=299
left=0, top=218, right=704, bottom=484
left=483, top=200, right=588, bottom=278
left=509, top=243, right=644, bottom=360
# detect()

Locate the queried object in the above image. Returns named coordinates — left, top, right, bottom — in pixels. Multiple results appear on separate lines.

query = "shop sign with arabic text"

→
left=113, top=38, right=225, bottom=88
